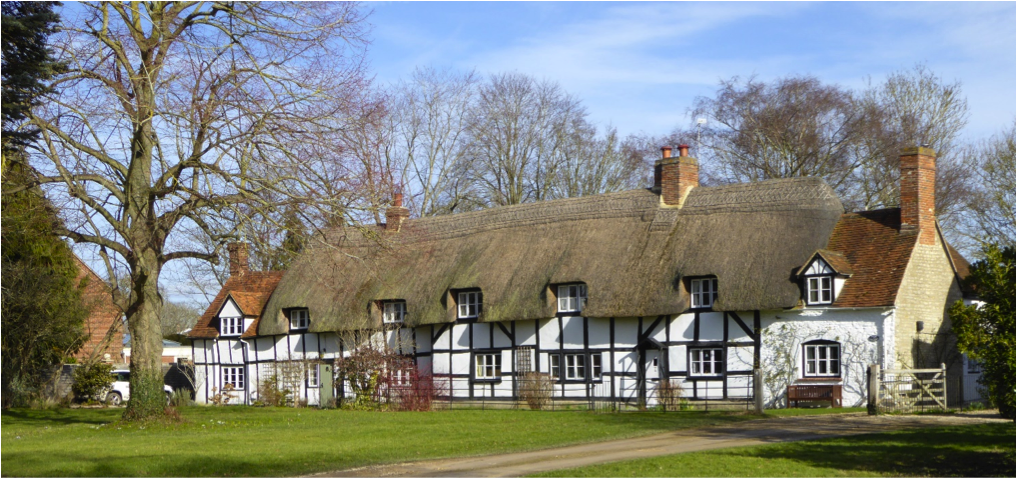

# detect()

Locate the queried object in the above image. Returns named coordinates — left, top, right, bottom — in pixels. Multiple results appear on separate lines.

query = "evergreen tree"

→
left=1, top=1, right=63, bottom=153
left=1, top=155, right=88, bottom=408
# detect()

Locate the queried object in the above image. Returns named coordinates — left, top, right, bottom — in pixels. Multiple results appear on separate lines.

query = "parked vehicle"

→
left=106, top=370, right=173, bottom=406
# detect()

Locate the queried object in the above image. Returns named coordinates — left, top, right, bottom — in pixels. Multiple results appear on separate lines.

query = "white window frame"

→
left=220, top=317, right=243, bottom=336
left=564, top=353, right=586, bottom=380
left=391, top=368, right=412, bottom=387
left=557, top=284, right=588, bottom=313
left=549, top=354, right=561, bottom=380
left=591, top=353, right=603, bottom=381
left=306, top=365, right=319, bottom=388
left=457, top=291, right=481, bottom=319
left=803, top=342, right=840, bottom=377
left=475, top=353, right=501, bottom=380
left=690, top=348, right=723, bottom=376
left=289, top=309, right=309, bottom=330
left=806, top=276, right=833, bottom=305
left=383, top=301, right=406, bottom=323
left=222, top=366, right=245, bottom=390
left=690, top=278, right=718, bottom=309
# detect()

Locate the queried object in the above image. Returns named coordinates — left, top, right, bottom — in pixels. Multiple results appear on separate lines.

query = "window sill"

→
left=472, top=378, right=502, bottom=383
left=686, top=375, right=723, bottom=380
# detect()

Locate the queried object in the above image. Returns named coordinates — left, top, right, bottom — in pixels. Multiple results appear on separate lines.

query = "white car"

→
left=106, top=369, right=174, bottom=406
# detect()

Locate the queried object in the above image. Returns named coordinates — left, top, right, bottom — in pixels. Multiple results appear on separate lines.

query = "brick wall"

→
left=656, top=156, right=699, bottom=206
left=900, top=147, right=937, bottom=246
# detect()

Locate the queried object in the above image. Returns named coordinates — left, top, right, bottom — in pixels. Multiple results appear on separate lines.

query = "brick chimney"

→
left=899, top=146, right=937, bottom=245
left=653, top=144, right=699, bottom=206
left=227, top=242, right=249, bottom=277
left=385, top=193, right=409, bottom=232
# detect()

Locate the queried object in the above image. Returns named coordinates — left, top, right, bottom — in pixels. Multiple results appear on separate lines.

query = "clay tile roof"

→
left=188, top=271, right=285, bottom=339
left=796, top=249, right=854, bottom=277
left=826, top=209, right=917, bottom=308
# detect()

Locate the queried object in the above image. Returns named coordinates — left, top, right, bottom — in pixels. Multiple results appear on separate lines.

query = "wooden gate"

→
left=873, top=363, right=948, bottom=413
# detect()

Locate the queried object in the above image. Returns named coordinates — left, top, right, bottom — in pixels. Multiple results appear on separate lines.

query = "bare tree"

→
left=958, top=122, right=1016, bottom=249
left=692, top=75, right=864, bottom=193
left=549, top=126, right=645, bottom=198
left=470, top=72, right=588, bottom=206
left=387, top=67, right=482, bottom=216
left=24, top=2, right=371, bottom=420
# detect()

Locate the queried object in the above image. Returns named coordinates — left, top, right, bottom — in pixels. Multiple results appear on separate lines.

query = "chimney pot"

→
left=678, top=144, right=690, bottom=157
left=660, top=146, right=672, bottom=159
left=385, top=196, right=410, bottom=232
left=654, top=143, right=699, bottom=206
left=393, top=193, right=403, bottom=208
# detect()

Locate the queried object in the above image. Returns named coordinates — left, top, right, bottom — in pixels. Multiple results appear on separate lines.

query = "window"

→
left=565, top=354, right=585, bottom=380
left=806, top=276, right=833, bottom=305
left=391, top=368, right=412, bottom=387
left=383, top=301, right=406, bottom=323
left=457, top=291, right=481, bottom=319
left=557, top=284, right=587, bottom=313
left=306, top=365, right=319, bottom=388
left=290, top=309, right=309, bottom=330
left=475, top=353, right=501, bottom=380
left=549, top=354, right=561, bottom=380
left=221, top=317, right=243, bottom=336
left=690, top=278, right=718, bottom=309
left=591, top=353, right=603, bottom=381
left=803, top=341, right=840, bottom=377
left=222, top=366, right=245, bottom=389
left=967, top=357, right=982, bottom=374
left=690, top=348, right=723, bottom=376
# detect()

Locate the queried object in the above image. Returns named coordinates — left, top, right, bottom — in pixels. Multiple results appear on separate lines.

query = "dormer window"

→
left=289, top=309, right=309, bottom=330
left=807, top=276, right=833, bottom=305
left=457, top=291, right=481, bottom=320
left=690, top=278, right=717, bottom=309
left=798, top=251, right=852, bottom=307
left=557, top=284, right=587, bottom=313
left=383, top=301, right=406, bottom=323
left=221, top=317, right=243, bottom=336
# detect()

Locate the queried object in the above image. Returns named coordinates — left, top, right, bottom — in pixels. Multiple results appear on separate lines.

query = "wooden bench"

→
left=787, top=384, right=842, bottom=408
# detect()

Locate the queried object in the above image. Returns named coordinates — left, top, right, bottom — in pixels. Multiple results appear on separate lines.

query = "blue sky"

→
left=367, top=1, right=1016, bottom=140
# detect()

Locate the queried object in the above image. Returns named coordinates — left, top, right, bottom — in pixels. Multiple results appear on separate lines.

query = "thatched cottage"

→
left=188, top=146, right=969, bottom=408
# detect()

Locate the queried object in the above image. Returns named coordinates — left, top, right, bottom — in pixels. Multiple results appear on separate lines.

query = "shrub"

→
left=258, top=375, right=292, bottom=407
left=72, top=362, right=113, bottom=403
left=169, top=389, right=193, bottom=407
left=393, top=370, right=446, bottom=411
left=657, top=378, right=687, bottom=411
left=519, top=372, right=554, bottom=410
left=208, top=384, right=236, bottom=406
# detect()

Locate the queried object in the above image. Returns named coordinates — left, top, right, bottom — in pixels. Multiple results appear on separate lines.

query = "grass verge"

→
left=531, top=422, right=1016, bottom=477
left=3, top=406, right=762, bottom=477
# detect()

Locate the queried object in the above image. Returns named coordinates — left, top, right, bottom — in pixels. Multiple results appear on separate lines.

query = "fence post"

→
left=867, top=364, right=880, bottom=415
left=940, top=363, right=947, bottom=411
left=753, top=368, right=764, bottom=414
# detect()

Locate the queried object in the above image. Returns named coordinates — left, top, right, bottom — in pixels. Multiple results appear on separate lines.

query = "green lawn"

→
left=2, top=406, right=778, bottom=477
left=532, top=422, right=1017, bottom=478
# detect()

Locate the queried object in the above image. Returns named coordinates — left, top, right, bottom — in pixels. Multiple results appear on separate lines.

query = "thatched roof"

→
left=257, top=177, right=844, bottom=334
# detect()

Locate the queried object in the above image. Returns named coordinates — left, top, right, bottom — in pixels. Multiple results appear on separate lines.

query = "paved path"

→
left=310, top=411, right=1007, bottom=478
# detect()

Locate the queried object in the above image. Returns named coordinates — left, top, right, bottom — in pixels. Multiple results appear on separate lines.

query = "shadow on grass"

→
left=2, top=408, right=120, bottom=426
left=722, top=423, right=1016, bottom=477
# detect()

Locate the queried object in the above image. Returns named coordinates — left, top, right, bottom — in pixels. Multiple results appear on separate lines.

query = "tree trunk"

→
left=122, top=247, right=165, bottom=420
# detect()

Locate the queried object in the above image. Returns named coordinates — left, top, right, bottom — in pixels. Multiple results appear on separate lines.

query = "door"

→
left=644, top=349, right=660, bottom=406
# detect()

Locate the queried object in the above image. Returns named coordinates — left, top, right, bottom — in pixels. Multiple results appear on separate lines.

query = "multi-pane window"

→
left=690, top=278, right=718, bottom=308
left=458, top=291, right=481, bottom=319
left=549, top=354, right=561, bottom=380
left=222, top=366, right=245, bottom=389
left=590, top=353, right=603, bottom=380
left=289, top=309, right=309, bottom=330
left=475, top=353, right=501, bottom=379
left=803, top=342, right=840, bottom=377
left=221, top=317, right=243, bottom=336
left=383, top=301, right=406, bottom=323
left=557, top=284, right=587, bottom=313
left=690, top=348, right=723, bottom=376
left=565, top=354, right=585, bottom=380
left=391, top=368, right=412, bottom=387
left=306, top=365, right=319, bottom=388
left=807, top=276, right=833, bottom=305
